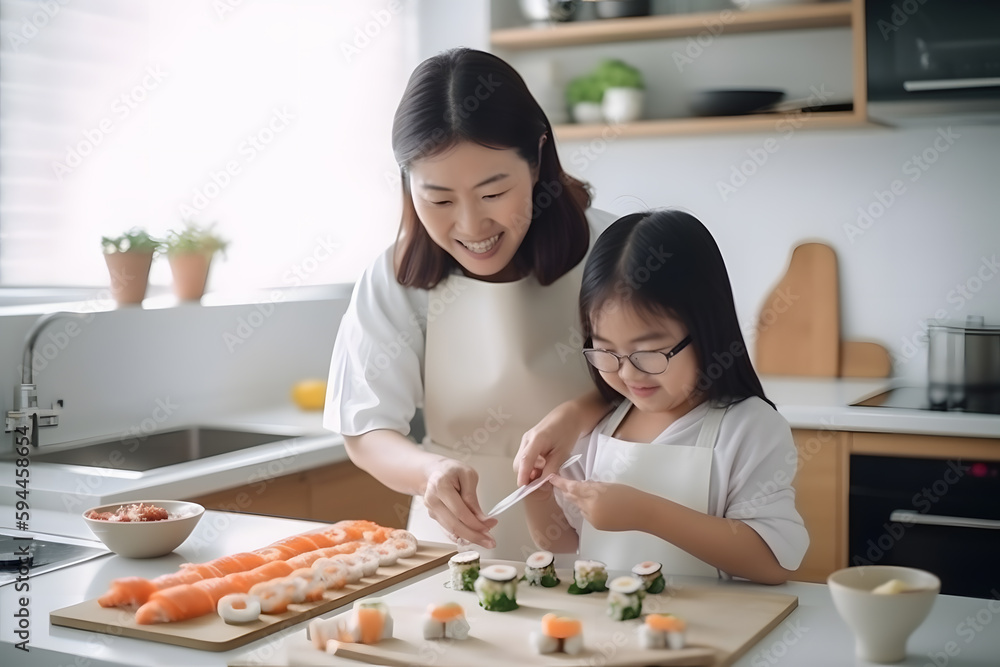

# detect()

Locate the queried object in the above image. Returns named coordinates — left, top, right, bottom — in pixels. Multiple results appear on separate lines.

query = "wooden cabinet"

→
left=187, top=460, right=411, bottom=529
left=490, top=0, right=869, bottom=139
left=791, top=428, right=850, bottom=583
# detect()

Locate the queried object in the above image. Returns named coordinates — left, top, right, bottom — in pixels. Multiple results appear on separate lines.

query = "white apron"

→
left=408, top=260, right=593, bottom=560
left=578, top=401, right=728, bottom=576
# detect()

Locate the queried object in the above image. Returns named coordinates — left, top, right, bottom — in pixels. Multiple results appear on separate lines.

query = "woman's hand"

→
left=422, top=458, right=498, bottom=549
left=547, top=475, right=641, bottom=533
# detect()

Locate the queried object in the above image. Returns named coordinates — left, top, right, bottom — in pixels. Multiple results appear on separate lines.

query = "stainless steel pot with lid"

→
left=927, top=316, right=1000, bottom=410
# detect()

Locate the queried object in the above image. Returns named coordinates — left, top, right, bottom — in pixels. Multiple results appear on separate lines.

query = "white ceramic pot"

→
left=572, top=101, right=604, bottom=124
left=602, top=87, right=644, bottom=123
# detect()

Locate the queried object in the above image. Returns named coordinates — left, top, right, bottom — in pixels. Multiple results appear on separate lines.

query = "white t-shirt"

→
left=557, top=396, right=810, bottom=573
left=324, top=207, right=617, bottom=438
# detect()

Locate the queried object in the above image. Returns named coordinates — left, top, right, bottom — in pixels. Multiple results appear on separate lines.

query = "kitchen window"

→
left=0, top=0, right=410, bottom=293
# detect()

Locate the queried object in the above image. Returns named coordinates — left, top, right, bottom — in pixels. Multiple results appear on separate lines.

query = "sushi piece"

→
left=422, top=602, right=470, bottom=640
left=638, top=613, right=686, bottom=650
left=632, top=561, right=666, bottom=594
left=216, top=593, right=261, bottom=624
left=249, top=578, right=298, bottom=614
left=448, top=551, right=480, bottom=591
left=523, top=551, right=560, bottom=587
left=530, top=613, right=584, bottom=655
left=607, top=576, right=644, bottom=621
left=342, top=598, right=394, bottom=644
left=568, top=559, right=608, bottom=594
left=474, top=565, right=519, bottom=612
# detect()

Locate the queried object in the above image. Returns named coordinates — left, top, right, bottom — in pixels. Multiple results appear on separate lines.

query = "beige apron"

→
left=578, top=401, right=727, bottom=576
left=409, top=259, right=593, bottom=560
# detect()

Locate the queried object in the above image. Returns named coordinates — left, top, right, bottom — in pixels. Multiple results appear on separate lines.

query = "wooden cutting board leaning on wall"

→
left=755, top=242, right=841, bottom=377
left=755, top=241, right=891, bottom=378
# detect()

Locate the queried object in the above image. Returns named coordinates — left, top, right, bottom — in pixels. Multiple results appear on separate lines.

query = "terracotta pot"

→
left=103, top=251, right=154, bottom=306
left=168, top=251, right=213, bottom=301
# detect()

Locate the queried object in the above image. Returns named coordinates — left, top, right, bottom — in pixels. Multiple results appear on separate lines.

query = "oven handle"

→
left=903, top=77, right=1000, bottom=92
left=891, top=510, right=1000, bottom=530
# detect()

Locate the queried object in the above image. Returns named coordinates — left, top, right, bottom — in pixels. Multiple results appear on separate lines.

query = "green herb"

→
left=480, top=592, right=518, bottom=612
left=593, top=59, right=644, bottom=91
left=165, top=222, right=228, bottom=256
left=566, top=75, right=604, bottom=106
left=567, top=581, right=590, bottom=595
left=101, top=227, right=162, bottom=254
left=540, top=573, right=560, bottom=588
left=646, top=573, right=666, bottom=595
left=460, top=567, right=479, bottom=592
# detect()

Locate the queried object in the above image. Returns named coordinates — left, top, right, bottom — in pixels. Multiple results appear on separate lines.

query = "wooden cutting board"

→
left=755, top=242, right=840, bottom=377
left=50, top=543, right=456, bottom=652
left=258, top=567, right=798, bottom=667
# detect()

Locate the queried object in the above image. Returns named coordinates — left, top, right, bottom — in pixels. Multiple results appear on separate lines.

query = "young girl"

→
left=524, top=210, right=809, bottom=584
left=325, top=48, right=615, bottom=560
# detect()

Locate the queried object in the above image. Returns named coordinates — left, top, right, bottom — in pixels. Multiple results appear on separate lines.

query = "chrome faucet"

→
left=5, top=312, right=86, bottom=448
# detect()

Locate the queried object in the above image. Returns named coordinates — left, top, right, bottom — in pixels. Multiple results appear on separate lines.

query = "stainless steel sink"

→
left=30, top=427, right=296, bottom=472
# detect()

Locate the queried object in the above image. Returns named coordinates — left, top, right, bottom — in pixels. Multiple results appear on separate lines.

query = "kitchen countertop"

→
left=761, top=376, right=1000, bottom=439
left=1, top=510, right=998, bottom=667
left=0, top=406, right=348, bottom=512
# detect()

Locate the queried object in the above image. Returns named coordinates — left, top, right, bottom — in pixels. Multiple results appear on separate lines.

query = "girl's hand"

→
left=423, top=458, right=498, bottom=549
left=548, top=475, right=640, bottom=533
left=514, top=402, right=582, bottom=487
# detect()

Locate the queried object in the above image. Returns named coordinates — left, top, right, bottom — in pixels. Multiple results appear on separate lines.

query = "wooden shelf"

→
left=491, top=3, right=853, bottom=50
left=552, top=110, right=869, bottom=141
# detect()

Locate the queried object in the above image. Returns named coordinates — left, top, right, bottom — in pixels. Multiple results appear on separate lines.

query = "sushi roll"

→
left=474, top=565, right=519, bottom=612
left=422, top=601, right=470, bottom=640
left=337, top=598, right=394, bottom=644
left=530, top=613, right=584, bottom=655
left=523, top=551, right=560, bottom=587
left=607, top=576, right=644, bottom=621
left=448, top=551, right=480, bottom=591
left=568, top=559, right=608, bottom=594
left=353, top=547, right=382, bottom=577
left=632, top=561, right=666, bottom=594
left=216, top=593, right=261, bottom=625
left=638, top=613, right=686, bottom=650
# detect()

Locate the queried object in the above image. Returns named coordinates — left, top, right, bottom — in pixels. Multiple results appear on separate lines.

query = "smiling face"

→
left=408, top=141, right=537, bottom=282
left=589, top=300, right=703, bottom=421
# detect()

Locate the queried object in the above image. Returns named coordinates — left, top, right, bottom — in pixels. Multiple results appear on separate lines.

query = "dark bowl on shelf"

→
left=689, top=89, right=786, bottom=117
left=595, top=0, right=651, bottom=19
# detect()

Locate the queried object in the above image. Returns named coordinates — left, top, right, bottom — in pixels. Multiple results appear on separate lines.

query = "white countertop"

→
left=2, top=510, right=997, bottom=667
left=761, top=376, right=1000, bottom=439
left=0, top=407, right=349, bottom=512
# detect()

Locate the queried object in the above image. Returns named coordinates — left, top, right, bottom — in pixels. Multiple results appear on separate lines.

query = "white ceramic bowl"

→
left=827, top=566, right=940, bottom=663
left=82, top=500, right=204, bottom=558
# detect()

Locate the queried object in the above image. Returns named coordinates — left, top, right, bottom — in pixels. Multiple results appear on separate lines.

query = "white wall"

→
left=422, top=2, right=1000, bottom=383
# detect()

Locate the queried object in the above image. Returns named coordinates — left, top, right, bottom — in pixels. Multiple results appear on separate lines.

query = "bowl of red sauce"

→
left=82, top=500, right=204, bottom=558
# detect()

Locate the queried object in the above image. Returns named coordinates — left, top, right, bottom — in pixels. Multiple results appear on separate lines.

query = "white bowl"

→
left=827, top=566, right=940, bottom=663
left=82, top=500, right=204, bottom=558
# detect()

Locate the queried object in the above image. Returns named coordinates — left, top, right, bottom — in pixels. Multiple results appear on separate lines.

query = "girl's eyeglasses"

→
left=582, top=335, right=692, bottom=375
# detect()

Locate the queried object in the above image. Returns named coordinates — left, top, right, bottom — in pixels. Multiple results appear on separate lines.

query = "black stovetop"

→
left=0, top=529, right=109, bottom=586
left=853, top=386, right=1000, bottom=415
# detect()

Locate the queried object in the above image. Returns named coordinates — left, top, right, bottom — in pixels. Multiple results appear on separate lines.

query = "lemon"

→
left=292, top=380, right=327, bottom=410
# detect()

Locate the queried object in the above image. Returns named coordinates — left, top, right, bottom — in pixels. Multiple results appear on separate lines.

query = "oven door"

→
left=849, top=454, right=1000, bottom=599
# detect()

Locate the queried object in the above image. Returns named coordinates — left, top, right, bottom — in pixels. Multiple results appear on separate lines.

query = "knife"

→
left=486, top=454, right=583, bottom=518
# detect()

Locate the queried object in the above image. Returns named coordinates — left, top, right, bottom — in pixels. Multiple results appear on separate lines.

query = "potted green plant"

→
left=101, top=227, right=162, bottom=306
left=566, top=75, right=604, bottom=124
left=165, top=222, right=228, bottom=301
left=593, top=58, right=645, bottom=124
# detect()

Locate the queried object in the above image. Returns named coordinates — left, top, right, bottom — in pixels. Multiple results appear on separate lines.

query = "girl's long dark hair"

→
left=579, top=210, right=774, bottom=409
left=391, top=48, right=592, bottom=288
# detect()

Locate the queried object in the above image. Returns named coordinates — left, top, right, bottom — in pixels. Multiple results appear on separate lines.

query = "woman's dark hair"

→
left=579, top=210, right=774, bottom=409
left=391, top=48, right=592, bottom=288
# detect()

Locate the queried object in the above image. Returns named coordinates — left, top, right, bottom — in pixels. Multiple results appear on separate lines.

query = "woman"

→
left=324, top=48, right=613, bottom=559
